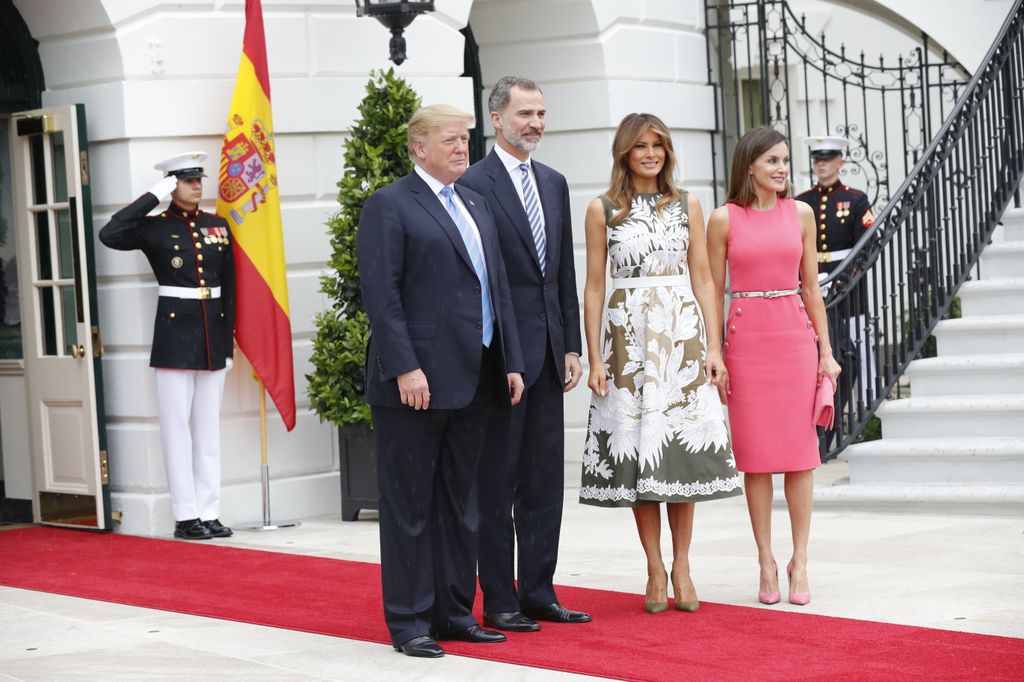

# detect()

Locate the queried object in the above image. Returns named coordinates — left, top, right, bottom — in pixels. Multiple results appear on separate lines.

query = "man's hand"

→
left=148, top=175, right=179, bottom=201
left=397, top=369, right=430, bottom=410
left=563, top=353, right=583, bottom=392
left=507, top=373, right=525, bottom=406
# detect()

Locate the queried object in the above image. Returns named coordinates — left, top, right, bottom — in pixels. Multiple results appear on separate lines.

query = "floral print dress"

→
left=580, top=192, right=742, bottom=507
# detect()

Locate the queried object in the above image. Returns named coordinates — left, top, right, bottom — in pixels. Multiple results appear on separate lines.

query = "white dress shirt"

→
left=493, top=144, right=546, bottom=235
left=414, top=164, right=485, bottom=257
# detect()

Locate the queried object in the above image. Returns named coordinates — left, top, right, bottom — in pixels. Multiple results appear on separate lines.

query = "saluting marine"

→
left=99, top=152, right=235, bottom=540
left=796, top=136, right=877, bottom=407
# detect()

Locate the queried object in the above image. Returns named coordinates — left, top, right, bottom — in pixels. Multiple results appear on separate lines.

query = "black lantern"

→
left=355, top=0, right=436, bottom=66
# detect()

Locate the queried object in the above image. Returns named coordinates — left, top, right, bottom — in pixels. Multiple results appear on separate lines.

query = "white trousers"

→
left=154, top=368, right=227, bottom=521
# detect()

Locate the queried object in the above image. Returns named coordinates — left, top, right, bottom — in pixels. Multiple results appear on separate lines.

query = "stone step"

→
left=958, top=278, right=1024, bottom=316
left=933, top=315, right=1024, bottom=355
left=933, top=313, right=1024, bottom=356
left=810, top=482, right=1024, bottom=512
left=907, top=354, right=1024, bottom=396
left=1001, top=207, right=1024, bottom=241
left=843, top=437, right=1024, bottom=484
left=877, top=394, right=1024, bottom=439
left=979, top=241, right=1024, bottom=278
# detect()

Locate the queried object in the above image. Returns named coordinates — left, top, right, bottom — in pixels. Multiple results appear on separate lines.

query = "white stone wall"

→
left=8, top=0, right=1008, bottom=531
left=15, top=0, right=477, bottom=535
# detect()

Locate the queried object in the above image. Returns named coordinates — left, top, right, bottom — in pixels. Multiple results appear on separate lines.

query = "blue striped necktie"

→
left=519, top=163, right=546, bottom=274
left=439, top=186, right=494, bottom=347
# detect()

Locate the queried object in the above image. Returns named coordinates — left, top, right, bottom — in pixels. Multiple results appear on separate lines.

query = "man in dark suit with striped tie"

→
left=357, top=104, right=526, bottom=658
left=459, top=77, right=590, bottom=632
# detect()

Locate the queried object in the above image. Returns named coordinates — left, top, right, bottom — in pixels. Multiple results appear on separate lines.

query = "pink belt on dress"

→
left=731, top=287, right=800, bottom=299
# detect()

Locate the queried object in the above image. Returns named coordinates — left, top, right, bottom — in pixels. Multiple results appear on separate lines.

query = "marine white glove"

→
left=147, top=175, right=179, bottom=201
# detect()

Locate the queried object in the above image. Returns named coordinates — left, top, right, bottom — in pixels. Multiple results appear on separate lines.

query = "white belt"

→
left=611, top=275, right=691, bottom=290
left=732, top=287, right=801, bottom=299
left=817, top=248, right=852, bottom=264
left=158, top=285, right=221, bottom=300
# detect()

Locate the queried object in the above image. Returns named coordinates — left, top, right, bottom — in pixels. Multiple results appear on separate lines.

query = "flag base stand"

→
left=237, top=463, right=301, bottom=531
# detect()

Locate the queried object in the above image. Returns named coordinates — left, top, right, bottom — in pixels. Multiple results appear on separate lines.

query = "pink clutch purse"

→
left=814, top=375, right=836, bottom=429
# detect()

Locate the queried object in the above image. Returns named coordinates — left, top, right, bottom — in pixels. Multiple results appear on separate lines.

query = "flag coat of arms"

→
left=217, top=0, right=296, bottom=430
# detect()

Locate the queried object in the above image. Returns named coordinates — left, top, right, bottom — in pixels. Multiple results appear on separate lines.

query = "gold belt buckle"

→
left=198, top=286, right=211, bottom=300
left=817, top=252, right=831, bottom=264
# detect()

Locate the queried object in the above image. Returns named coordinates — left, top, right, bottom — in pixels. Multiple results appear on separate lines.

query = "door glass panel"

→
left=55, top=208, right=74, bottom=279
left=50, top=131, right=67, bottom=203
left=29, top=134, right=47, bottom=206
left=39, top=286, right=57, bottom=356
left=34, top=211, right=52, bottom=280
left=60, top=285, right=78, bottom=352
left=0, top=118, right=22, bottom=358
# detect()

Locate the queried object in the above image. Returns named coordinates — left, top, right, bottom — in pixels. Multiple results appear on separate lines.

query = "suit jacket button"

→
left=475, top=322, right=482, bottom=329
left=474, top=286, right=481, bottom=294
left=540, top=313, right=547, bottom=321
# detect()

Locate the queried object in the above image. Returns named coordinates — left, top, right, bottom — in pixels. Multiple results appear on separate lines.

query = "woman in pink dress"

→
left=706, top=127, right=841, bottom=606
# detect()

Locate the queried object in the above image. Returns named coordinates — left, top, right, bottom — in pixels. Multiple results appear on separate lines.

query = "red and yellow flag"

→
left=217, top=0, right=296, bottom=430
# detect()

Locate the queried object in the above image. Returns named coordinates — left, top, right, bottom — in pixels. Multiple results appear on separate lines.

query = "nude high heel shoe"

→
left=644, top=572, right=669, bottom=613
left=758, top=562, right=781, bottom=605
left=787, top=561, right=811, bottom=606
left=671, top=565, right=699, bottom=612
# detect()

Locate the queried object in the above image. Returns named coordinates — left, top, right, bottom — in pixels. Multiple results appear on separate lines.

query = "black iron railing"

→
left=819, top=0, right=1024, bottom=457
left=705, top=0, right=1024, bottom=459
left=705, top=0, right=968, bottom=211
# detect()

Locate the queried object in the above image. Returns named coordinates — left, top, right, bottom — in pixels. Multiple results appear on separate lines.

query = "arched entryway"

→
left=0, top=0, right=44, bottom=522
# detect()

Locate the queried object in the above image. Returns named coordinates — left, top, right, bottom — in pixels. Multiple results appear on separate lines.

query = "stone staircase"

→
left=828, top=205, right=1024, bottom=509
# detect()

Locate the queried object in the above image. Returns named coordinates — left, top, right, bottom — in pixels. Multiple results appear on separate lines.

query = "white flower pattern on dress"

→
left=580, top=193, right=740, bottom=506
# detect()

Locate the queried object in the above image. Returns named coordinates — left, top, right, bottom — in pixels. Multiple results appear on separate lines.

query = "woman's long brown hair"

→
left=605, top=113, right=683, bottom=225
left=726, top=126, right=792, bottom=207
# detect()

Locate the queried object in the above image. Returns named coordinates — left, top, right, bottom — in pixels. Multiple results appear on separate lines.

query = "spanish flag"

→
left=217, top=0, right=296, bottom=431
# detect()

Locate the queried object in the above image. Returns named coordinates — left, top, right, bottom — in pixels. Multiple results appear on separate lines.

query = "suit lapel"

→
left=407, top=172, right=476, bottom=274
left=486, top=151, right=544, bottom=272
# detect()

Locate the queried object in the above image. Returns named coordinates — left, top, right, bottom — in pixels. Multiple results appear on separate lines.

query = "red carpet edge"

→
left=1, top=526, right=1020, bottom=681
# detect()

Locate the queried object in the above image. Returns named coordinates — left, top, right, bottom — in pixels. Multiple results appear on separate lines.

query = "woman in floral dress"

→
left=580, top=113, right=741, bottom=613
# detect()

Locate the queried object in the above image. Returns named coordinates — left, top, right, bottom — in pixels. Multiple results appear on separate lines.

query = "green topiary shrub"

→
left=307, top=69, right=421, bottom=426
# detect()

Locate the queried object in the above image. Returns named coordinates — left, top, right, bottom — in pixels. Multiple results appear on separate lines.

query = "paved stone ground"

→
left=1, top=460, right=1021, bottom=680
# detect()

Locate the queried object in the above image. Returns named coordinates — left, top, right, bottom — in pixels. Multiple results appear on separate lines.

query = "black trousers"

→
left=476, top=346, right=565, bottom=613
left=372, top=346, right=498, bottom=646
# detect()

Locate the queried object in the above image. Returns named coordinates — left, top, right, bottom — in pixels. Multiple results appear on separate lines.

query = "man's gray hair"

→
left=487, top=76, right=543, bottom=113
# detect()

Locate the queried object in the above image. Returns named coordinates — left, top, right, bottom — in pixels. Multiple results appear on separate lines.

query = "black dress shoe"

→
left=523, top=603, right=593, bottom=623
left=174, top=518, right=214, bottom=540
left=483, top=611, right=541, bottom=632
left=203, top=519, right=233, bottom=538
left=393, top=635, right=444, bottom=658
left=437, top=624, right=506, bottom=643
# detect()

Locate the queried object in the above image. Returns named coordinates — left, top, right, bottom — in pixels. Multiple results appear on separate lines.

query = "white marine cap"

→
left=154, top=151, right=208, bottom=178
left=804, top=135, right=849, bottom=159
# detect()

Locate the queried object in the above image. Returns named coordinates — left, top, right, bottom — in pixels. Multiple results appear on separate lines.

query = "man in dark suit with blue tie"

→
left=357, top=104, right=526, bottom=658
left=459, top=77, right=591, bottom=632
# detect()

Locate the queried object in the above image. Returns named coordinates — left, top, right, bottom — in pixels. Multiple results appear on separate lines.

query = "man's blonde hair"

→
left=407, top=104, right=474, bottom=159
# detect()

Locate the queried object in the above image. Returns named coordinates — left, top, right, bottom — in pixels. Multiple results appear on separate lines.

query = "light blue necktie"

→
left=519, top=163, right=546, bottom=274
left=439, top=186, right=494, bottom=347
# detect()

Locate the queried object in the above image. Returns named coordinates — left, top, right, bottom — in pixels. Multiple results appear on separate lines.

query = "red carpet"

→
left=0, top=526, right=1020, bottom=681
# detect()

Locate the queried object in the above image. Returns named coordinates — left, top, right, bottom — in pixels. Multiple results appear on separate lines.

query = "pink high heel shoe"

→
left=787, top=562, right=811, bottom=606
left=758, top=562, right=781, bottom=605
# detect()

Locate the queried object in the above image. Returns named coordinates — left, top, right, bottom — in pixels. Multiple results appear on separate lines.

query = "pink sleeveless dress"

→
left=724, top=199, right=820, bottom=472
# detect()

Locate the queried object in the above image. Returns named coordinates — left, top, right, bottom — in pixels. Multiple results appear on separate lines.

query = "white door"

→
left=9, top=104, right=109, bottom=530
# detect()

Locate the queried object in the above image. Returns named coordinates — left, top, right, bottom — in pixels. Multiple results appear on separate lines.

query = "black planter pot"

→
left=338, top=425, right=379, bottom=521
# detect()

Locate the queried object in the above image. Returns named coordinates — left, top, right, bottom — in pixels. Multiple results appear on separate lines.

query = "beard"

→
left=504, top=126, right=542, bottom=154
